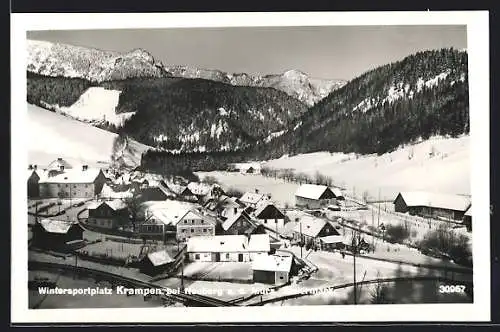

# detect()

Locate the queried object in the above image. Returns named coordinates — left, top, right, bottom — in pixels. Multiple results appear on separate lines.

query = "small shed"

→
left=252, top=255, right=293, bottom=285
left=140, top=250, right=175, bottom=276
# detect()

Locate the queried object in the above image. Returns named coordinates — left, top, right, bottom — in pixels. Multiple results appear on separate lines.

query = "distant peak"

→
left=282, top=69, right=309, bottom=77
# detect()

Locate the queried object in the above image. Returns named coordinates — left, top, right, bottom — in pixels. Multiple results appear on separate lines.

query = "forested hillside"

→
left=263, top=48, right=469, bottom=156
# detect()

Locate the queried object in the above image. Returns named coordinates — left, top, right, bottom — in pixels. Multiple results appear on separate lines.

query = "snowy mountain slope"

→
left=263, top=135, right=470, bottom=200
left=28, top=103, right=150, bottom=169
left=27, top=40, right=168, bottom=82
left=27, top=39, right=345, bottom=106
left=55, top=87, right=135, bottom=127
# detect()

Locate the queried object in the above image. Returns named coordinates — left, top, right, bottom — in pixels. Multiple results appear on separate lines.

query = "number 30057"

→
left=439, top=285, right=466, bottom=293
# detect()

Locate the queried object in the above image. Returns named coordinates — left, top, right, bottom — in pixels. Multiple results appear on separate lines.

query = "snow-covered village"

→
left=24, top=25, right=475, bottom=309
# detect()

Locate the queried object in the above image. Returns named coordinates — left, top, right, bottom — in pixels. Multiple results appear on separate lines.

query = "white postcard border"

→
left=11, top=11, right=490, bottom=323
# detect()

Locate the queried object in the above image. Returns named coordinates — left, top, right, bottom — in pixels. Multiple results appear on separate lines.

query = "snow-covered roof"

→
left=396, top=191, right=471, bottom=212
left=187, top=182, right=214, bottom=196
left=27, top=169, right=40, bottom=181
left=38, top=218, right=77, bottom=234
left=141, top=200, right=195, bottom=226
left=295, top=184, right=333, bottom=200
left=88, top=199, right=127, bottom=211
left=222, top=210, right=253, bottom=231
left=99, top=183, right=133, bottom=199
left=240, top=192, right=267, bottom=206
left=39, top=168, right=104, bottom=184
left=177, top=209, right=217, bottom=226
left=252, top=254, right=293, bottom=272
left=248, top=233, right=270, bottom=252
left=253, top=203, right=284, bottom=219
left=147, top=250, right=174, bottom=266
left=320, top=235, right=349, bottom=244
left=293, top=216, right=328, bottom=238
left=331, top=187, right=344, bottom=198
left=47, top=158, right=74, bottom=170
left=187, top=235, right=249, bottom=253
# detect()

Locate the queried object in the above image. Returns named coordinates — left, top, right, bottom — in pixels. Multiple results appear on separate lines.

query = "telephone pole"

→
left=300, top=221, right=303, bottom=259
left=353, top=231, right=358, bottom=305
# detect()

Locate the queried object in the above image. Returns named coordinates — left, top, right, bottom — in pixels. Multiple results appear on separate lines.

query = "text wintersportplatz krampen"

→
left=38, top=286, right=338, bottom=297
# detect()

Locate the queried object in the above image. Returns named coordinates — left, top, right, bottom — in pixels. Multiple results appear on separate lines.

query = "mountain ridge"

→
left=27, top=39, right=346, bottom=106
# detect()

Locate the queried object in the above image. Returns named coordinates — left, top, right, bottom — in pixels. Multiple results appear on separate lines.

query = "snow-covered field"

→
left=58, top=87, right=135, bottom=127
left=27, top=103, right=149, bottom=168
left=263, top=136, right=470, bottom=200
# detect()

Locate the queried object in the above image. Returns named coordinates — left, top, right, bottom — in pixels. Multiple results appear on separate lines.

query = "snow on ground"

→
left=58, top=87, right=135, bottom=127
left=263, top=136, right=470, bottom=200
left=28, top=103, right=149, bottom=168
left=180, top=262, right=252, bottom=280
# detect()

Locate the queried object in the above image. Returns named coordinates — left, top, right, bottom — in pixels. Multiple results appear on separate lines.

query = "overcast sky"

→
left=28, top=25, right=466, bottom=81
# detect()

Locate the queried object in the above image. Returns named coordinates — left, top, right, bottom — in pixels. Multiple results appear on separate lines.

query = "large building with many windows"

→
left=38, top=165, right=107, bottom=199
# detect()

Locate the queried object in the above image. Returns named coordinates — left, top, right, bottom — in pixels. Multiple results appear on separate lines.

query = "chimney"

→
left=57, top=158, right=63, bottom=161
left=82, top=165, right=88, bottom=171
left=234, top=207, right=238, bottom=215
left=28, top=164, right=33, bottom=170
left=59, top=165, right=65, bottom=172
left=255, top=189, right=259, bottom=194
left=33, top=165, right=37, bottom=170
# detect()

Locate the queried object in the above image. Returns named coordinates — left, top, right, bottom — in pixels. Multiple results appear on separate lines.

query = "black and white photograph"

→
left=11, top=11, right=490, bottom=323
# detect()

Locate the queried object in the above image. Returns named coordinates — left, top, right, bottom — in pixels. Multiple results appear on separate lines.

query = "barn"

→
left=87, top=200, right=129, bottom=229
left=252, top=254, right=293, bottom=285
left=295, top=184, right=339, bottom=209
left=252, top=203, right=287, bottom=231
left=32, top=218, right=84, bottom=251
left=393, top=191, right=471, bottom=222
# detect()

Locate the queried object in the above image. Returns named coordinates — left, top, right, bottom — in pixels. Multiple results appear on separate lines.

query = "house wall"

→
left=138, top=223, right=165, bottom=234
left=295, top=196, right=333, bottom=209
left=28, top=177, right=40, bottom=198
left=177, top=215, right=216, bottom=241
left=226, top=216, right=255, bottom=236
left=260, top=218, right=286, bottom=230
left=188, top=251, right=250, bottom=262
left=275, top=271, right=289, bottom=284
left=87, top=217, right=115, bottom=229
left=408, top=206, right=465, bottom=221
left=253, top=270, right=275, bottom=284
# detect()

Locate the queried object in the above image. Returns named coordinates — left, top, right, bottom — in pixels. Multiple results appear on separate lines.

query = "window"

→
left=191, top=220, right=194, bottom=224
left=226, top=253, right=230, bottom=259
left=184, top=220, right=187, bottom=224
left=191, top=229, right=194, bottom=233
left=73, top=185, right=77, bottom=188
left=279, top=276, right=284, bottom=280
left=57, top=184, right=61, bottom=188
left=195, top=254, right=200, bottom=260
left=203, top=228, right=207, bottom=232
left=65, top=184, right=69, bottom=188
left=85, top=184, right=89, bottom=188
left=182, top=229, right=185, bottom=232
left=201, top=220, right=204, bottom=224
left=264, top=220, right=267, bottom=224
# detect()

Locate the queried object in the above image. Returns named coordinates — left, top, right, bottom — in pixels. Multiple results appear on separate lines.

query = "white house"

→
left=187, top=234, right=270, bottom=262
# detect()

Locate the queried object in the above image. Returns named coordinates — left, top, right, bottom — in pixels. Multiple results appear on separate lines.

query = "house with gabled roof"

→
left=252, top=254, right=293, bottom=285
left=292, top=215, right=340, bottom=248
left=221, top=210, right=262, bottom=236
left=176, top=209, right=217, bottom=241
left=239, top=191, right=269, bottom=209
left=187, top=234, right=270, bottom=262
left=38, top=165, right=107, bottom=199
left=251, top=203, right=287, bottom=231
left=87, top=199, right=129, bottom=229
left=295, top=184, right=340, bottom=209
left=393, top=191, right=471, bottom=222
